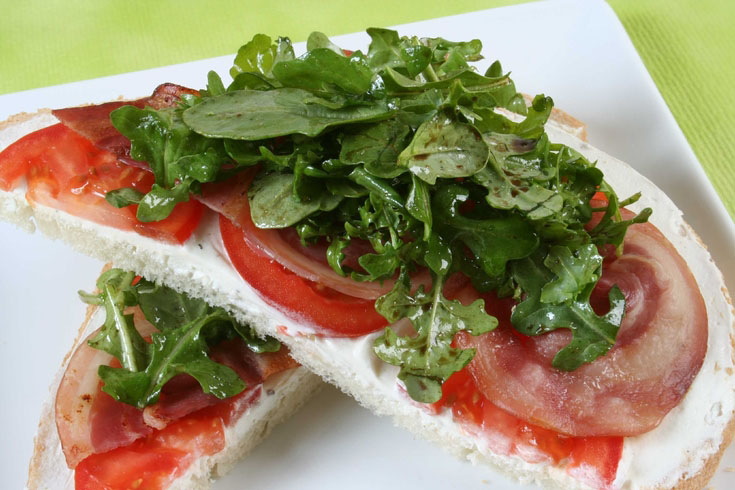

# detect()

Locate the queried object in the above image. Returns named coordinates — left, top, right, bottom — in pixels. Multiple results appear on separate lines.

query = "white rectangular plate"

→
left=1, top=0, right=733, bottom=488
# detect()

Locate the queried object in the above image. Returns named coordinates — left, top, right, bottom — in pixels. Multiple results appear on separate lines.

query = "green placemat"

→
left=1, top=0, right=732, bottom=218
left=609, top=0, right=735, bottom=220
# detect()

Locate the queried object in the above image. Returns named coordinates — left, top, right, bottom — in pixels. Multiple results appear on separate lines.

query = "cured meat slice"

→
left=52, top=83, right=199, bottom=163
left=142, top=340, right=297, bottom=430
left=458, top=219, right=708, bottom=437
left=56, top=309, right=157, bottom=468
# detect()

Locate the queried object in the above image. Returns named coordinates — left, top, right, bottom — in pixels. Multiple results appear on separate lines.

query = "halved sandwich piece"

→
left=2, top=29, right=734, bottom=490
left=28, top=267, right=321, bottom=490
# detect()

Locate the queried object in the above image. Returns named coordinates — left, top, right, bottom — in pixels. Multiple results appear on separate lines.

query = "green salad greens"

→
left=105, top=29, right=650, bottom=403
left=80, top=268, right=279, bottom=409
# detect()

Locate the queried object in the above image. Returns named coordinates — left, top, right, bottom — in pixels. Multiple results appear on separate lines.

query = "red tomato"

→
left=0, top=123, right=63, bottom=190
left=0, top=123, right=203, bottom=244
left=220, top=214, right=388, bottom=337
left=433, top=368, right=622, bottom=488
left=568, top=437, right=624, bottom=490
left=75, top=415, right=225, bottom=490
left=201, top=171, right=417, bottom=301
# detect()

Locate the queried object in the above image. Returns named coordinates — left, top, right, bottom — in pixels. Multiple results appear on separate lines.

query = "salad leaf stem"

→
left=105, top=283, right=140, bottom=372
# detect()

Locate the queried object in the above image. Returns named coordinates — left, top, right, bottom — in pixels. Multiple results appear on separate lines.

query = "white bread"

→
left=26, top=270, right=323, bottom=490
left=3, top=109, right=733, bottom=490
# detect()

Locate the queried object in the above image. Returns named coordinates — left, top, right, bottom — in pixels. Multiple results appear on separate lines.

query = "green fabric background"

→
left=1, top=0, right=732, bottom=218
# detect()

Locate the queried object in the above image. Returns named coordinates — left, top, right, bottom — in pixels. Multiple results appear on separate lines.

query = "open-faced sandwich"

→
left=27, top=265, right=321, bottom=489
left=2, top=28, right=733, bottom=489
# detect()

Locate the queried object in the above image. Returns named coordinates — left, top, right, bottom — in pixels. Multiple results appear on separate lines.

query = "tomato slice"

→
left=199, top=172, right=424, bottom=301
left=0, top=122, right=78, bottom=190
left=75, top=414, right=226, bottom=490
left=433, top=368, right=622, bottom=489
left=220, top=214, right=388, bottom=337
left=0, top=123, right=203, bottom=244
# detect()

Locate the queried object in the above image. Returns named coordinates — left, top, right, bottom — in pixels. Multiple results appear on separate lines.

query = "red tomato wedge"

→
left=220, top=214, right=388, bottom=336
left=0, top=123, right=203, bottom=244
left=432, top=368, right=623, bottom=490
left=74, top=387, right=263, bottom=490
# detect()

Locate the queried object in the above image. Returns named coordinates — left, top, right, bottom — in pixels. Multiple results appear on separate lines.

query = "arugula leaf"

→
left=272, top=48, right=375, bottom=95
left=423, top=233, right=452, bottom=276
left=248, top=172, right=342, bottom=228
left=204, top=70, right=226, bottom=97
left=398, top=113, right=489, bottom=184
left=511, top=248, right=626, bottom=371
left=182, top=89, right=395, bottom=140
left=326, top=236, right=351, bottom=276
left=340, top=119, right=412, bottom=178
left=355, top=243, right=401, bottom=281
left=474, top=137, right=564, bottom=221
left=228, top=72, right=278, bottom=92
left=423, top=37, right=483, bottom=64
left=589, top=185, right=652, bottom=250
left=382, top=67, right=516, bottom=104
left=347, top=167, right=405, bottom=209
left=374, top=271, right=497, bottom=403
left=98, top=308, right=245, bottom=408
left=80, top=269, right=282, bottom=408
left=433, top=184, right=538, bottom=277
left=105, top=187, right=144, bottom=208
left=135, top=281, right=208, bottom=330
left=109, top=105, right=228, bottom=221
left=232, top=323, right=281, bottom=353
left=83, top=270, right=148, bottom=372
left=405, top=173, right=432, bottom=239
left=540, top=244, right=602, bottom=304
left=306, top=31, right=345, bottom=55
left=223, top=139, right=264, bottom=166
left=230, top=33, right=294, bottom=79
left=365, top=28, right=432, bottom=77
left=136, top=181, right=194, bottom=222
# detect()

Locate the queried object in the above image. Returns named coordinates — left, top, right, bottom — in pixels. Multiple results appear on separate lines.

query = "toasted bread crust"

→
left=670, top=415, right=735, bottom=490
left=549, top=106, right=588, bottom=141
left=523, top=93, right=588, bottom=141
left=0, top=109, right=52, bottom=132
left=27, top=300, right=100, bottom=490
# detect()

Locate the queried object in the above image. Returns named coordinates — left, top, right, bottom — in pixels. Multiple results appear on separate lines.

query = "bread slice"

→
left=3, top=110, right=733, bottom=489
left=26, top=269, right=323, bottom=490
